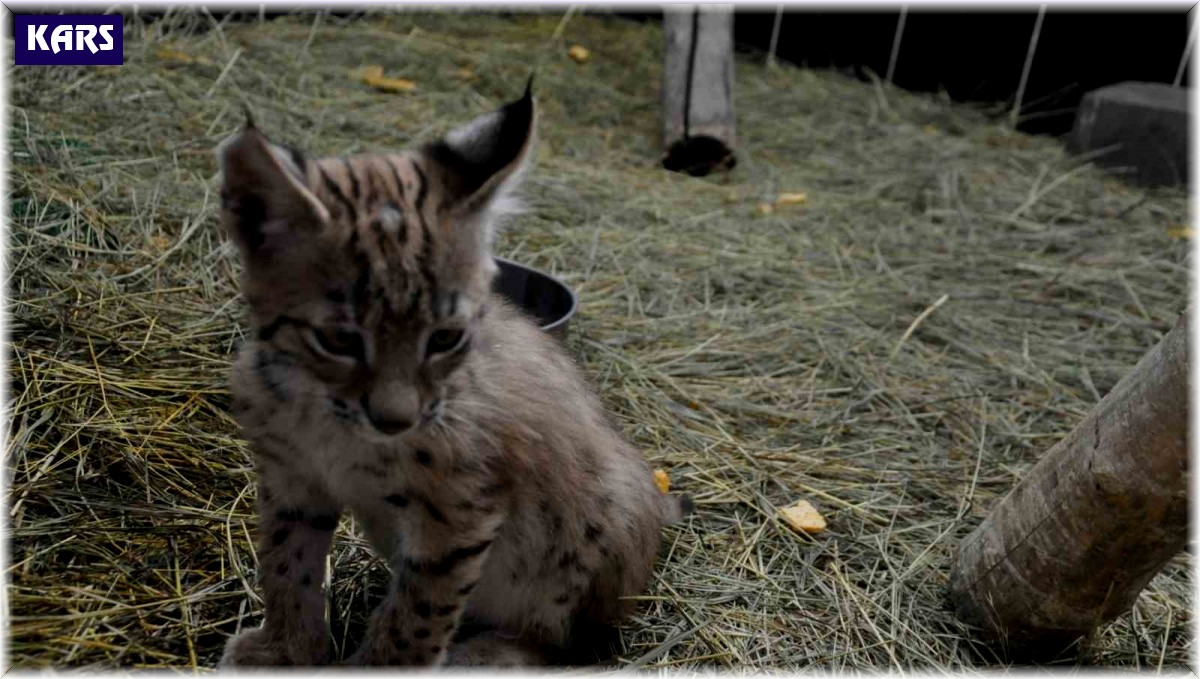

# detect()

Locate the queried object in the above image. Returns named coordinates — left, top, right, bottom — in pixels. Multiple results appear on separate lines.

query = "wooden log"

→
left=661, top=5, right=736, bottom=176
left=948, top=310, right=1190, bottom=655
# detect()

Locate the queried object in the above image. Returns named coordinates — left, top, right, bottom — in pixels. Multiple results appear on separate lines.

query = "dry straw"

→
left=7, top=8, right=1191, bottom=670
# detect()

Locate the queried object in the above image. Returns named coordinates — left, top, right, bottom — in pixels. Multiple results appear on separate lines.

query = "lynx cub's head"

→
left=217, top=85, right=536, bottom=439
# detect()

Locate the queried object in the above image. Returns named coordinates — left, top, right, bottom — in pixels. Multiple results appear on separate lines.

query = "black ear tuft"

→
left=240, top=103, right=257, bottom=131
left=425, top=82, right=536, bottom=206
left=524, top=72, right=535, bottom=99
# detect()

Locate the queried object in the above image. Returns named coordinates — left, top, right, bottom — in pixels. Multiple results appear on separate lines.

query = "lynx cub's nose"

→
left=361, top=383, right=420, bottom=435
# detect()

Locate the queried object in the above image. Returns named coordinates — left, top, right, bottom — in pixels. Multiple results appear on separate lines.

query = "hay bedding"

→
left=6, top=9, right=1191, bottom=670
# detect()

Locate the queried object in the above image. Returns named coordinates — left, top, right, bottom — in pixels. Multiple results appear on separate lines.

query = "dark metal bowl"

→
left=493, top=257, right=577, bottom=341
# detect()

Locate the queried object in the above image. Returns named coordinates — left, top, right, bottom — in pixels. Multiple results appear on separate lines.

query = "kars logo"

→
left=14, top=15, right=123, bottom=66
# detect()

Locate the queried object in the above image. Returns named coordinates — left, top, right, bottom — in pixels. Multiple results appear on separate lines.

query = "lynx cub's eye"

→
left=305, top=327, right=364, bottom=361
left=426, top=328, right=466, bottom=357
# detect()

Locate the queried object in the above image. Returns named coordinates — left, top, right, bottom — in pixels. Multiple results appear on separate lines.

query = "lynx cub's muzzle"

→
left=361, top=382, right=420, bottom=436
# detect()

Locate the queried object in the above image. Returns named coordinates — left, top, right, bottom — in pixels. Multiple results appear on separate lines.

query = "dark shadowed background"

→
left=620, top=8, right=1192, bottom=136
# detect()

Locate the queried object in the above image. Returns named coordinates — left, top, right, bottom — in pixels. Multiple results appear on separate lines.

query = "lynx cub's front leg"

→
left=221, top=463, right=340, bottom=667
left=348, top=483, right=504, bottom=666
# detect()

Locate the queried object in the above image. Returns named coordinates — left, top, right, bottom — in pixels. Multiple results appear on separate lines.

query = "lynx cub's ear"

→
left=423, top=78, right=537, bottom=219
left=216, top=121, right=329, bottom=256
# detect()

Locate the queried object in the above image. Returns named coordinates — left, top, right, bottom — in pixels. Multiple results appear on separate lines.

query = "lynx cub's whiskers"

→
left=216, top=83, right=692, bottom=668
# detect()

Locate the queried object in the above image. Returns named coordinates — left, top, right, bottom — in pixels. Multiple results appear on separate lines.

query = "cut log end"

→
left=662, top=135, right=737, bottom=176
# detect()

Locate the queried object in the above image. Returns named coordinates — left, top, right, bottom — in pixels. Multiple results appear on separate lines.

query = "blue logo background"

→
left=14, top=15, right=124, bottom=66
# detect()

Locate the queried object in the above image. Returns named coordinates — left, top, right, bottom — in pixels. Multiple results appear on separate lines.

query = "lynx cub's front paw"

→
left=220, top=627, right=329, bottom=667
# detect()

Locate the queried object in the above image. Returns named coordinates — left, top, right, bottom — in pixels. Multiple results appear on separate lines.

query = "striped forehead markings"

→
left=310, top=153, right=445, bottom=322
left=411, top=159, right=430, bottom=212
left=342, top=157, right=361, bottom=200
left=384, top=155, right=409, bottom=203
left=350, top=217, right=424, bottom=321
left=317, top=163, right=358, bottom=222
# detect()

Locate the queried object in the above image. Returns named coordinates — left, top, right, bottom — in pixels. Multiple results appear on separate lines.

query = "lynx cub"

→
left=216, top=84, right=691, bottom=667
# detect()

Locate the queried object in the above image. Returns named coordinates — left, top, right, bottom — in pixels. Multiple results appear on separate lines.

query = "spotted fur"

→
left=216, top=85, right=692, bottom=668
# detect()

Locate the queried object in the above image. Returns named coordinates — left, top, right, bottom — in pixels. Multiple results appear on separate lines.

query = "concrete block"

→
left=1068, top=81, right=1189, bottom=187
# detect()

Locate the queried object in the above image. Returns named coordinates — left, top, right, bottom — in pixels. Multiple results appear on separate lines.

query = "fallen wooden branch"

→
left=948, top=310, right=1190, bottom=656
